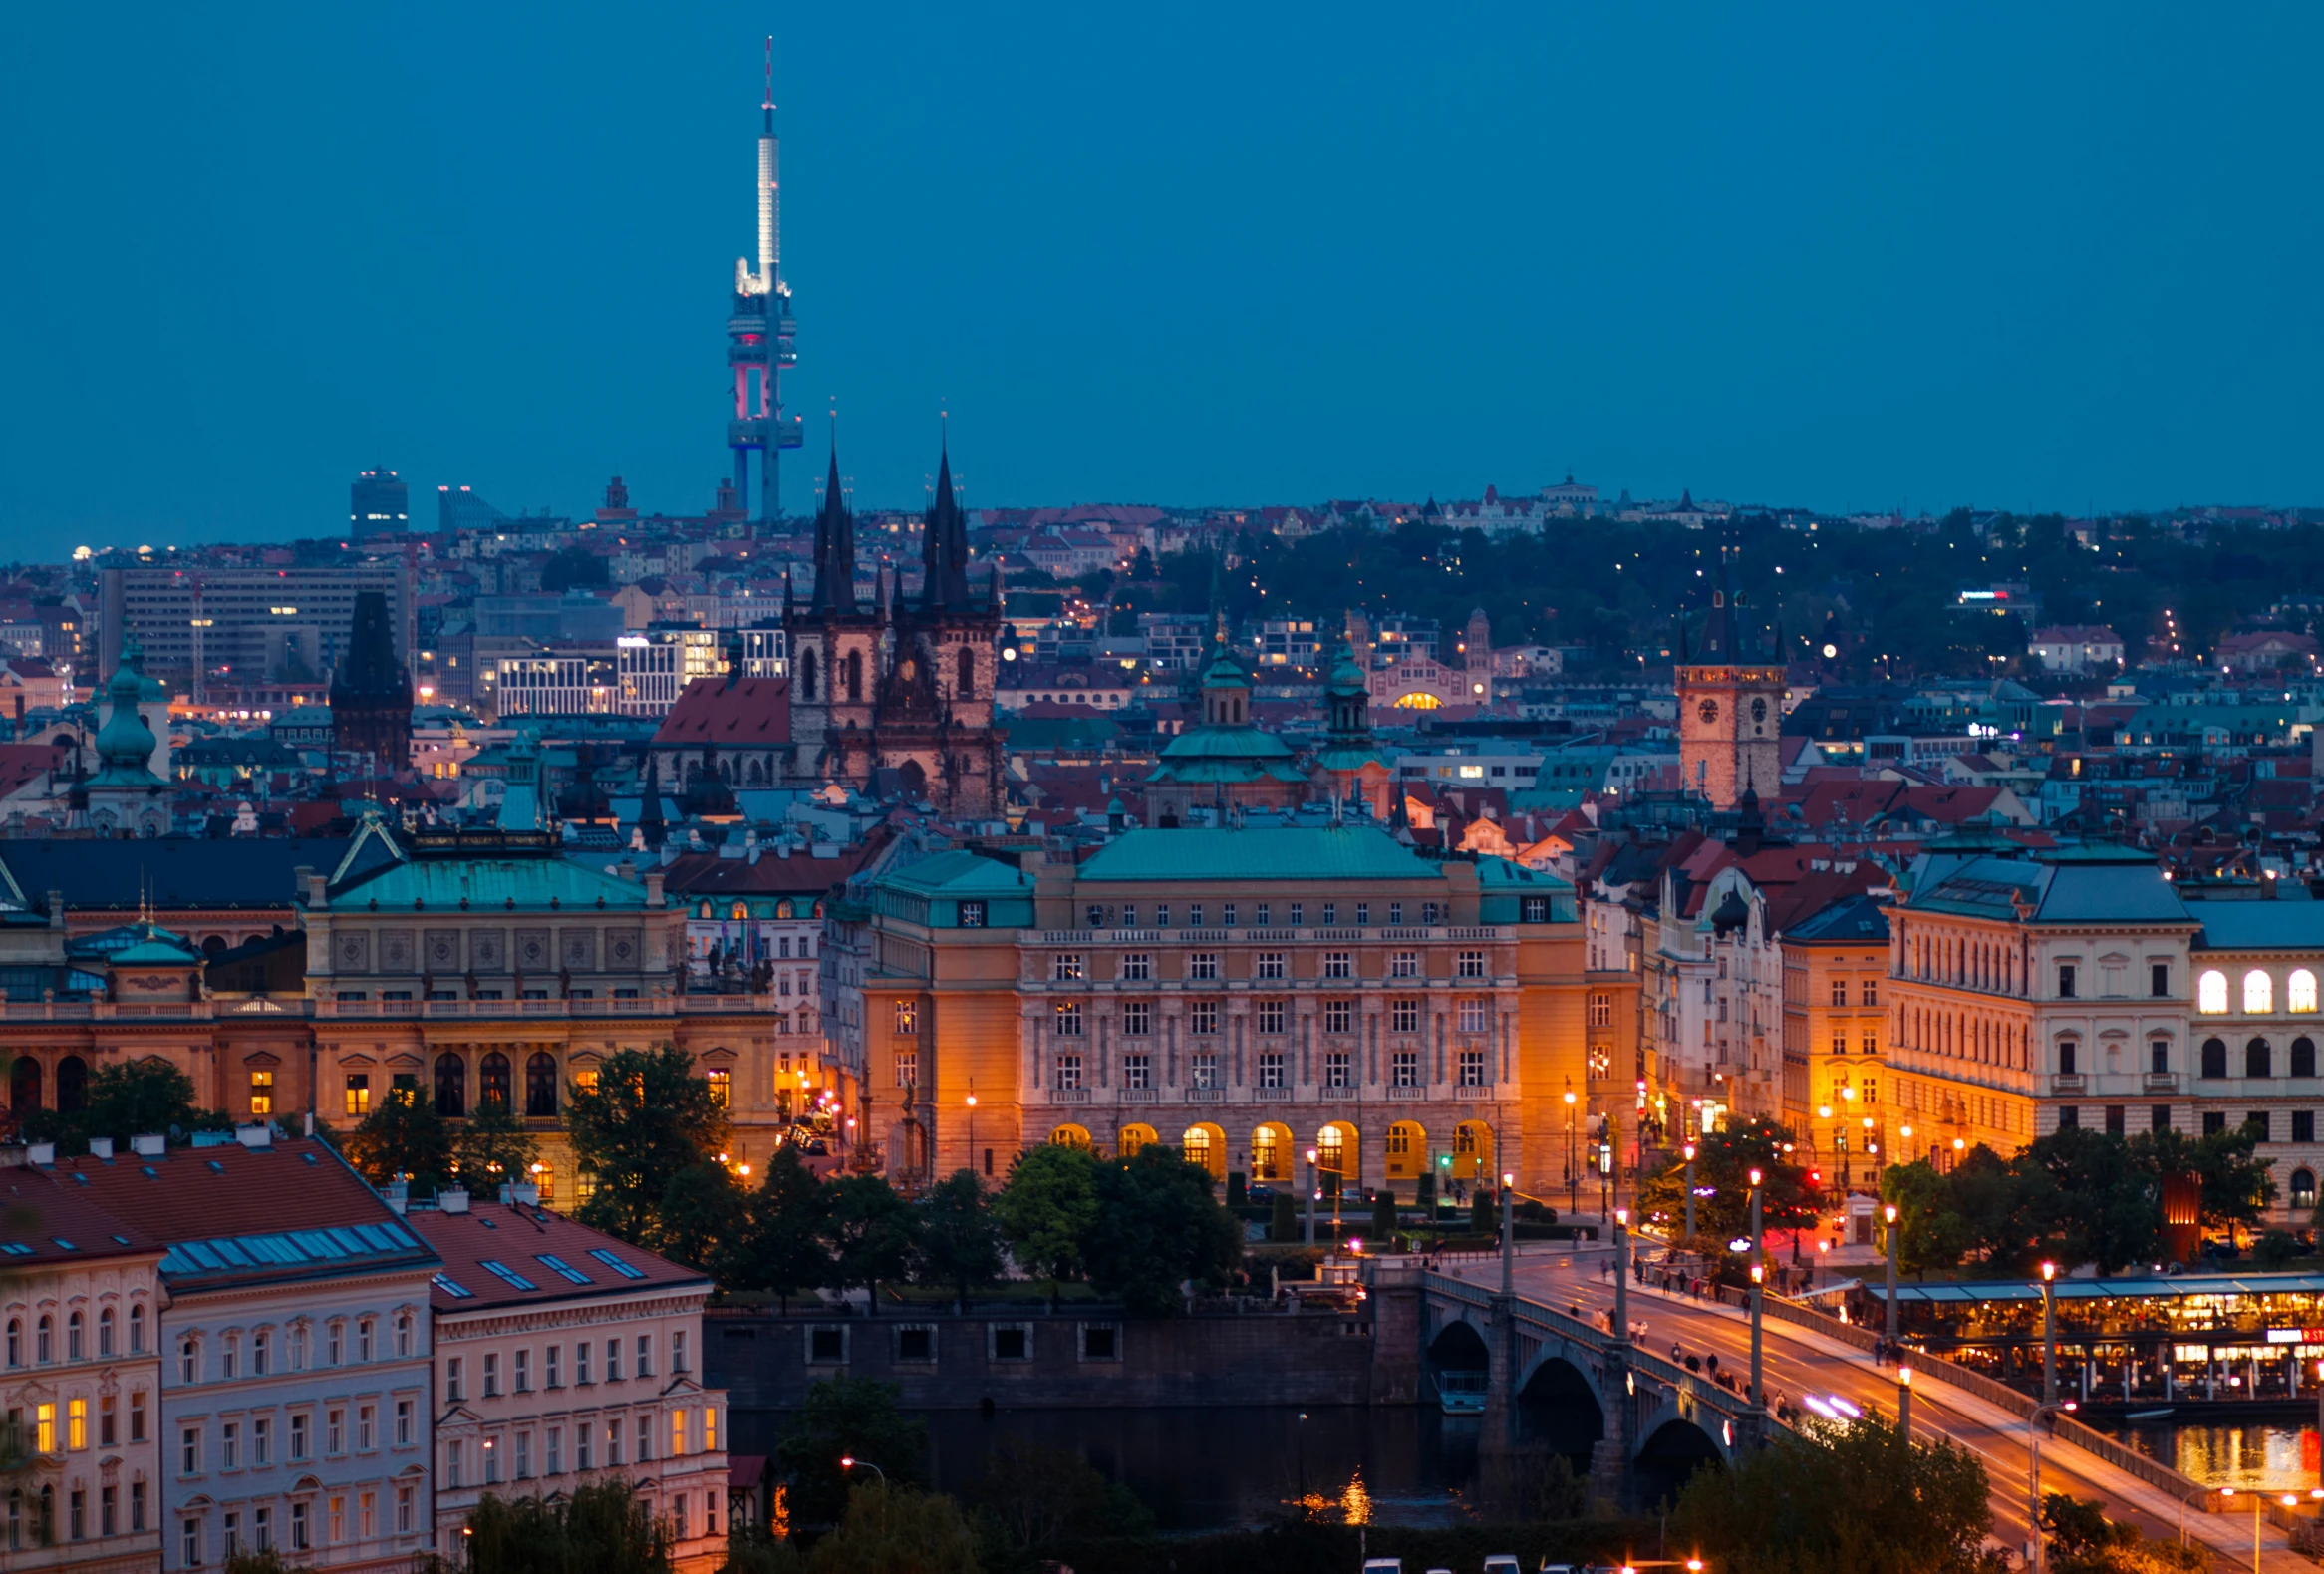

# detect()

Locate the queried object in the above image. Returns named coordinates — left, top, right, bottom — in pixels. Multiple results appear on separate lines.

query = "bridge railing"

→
left=1762, top=1294, right=2211, bottom=1507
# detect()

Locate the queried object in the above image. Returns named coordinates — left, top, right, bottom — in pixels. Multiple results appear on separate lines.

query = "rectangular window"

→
left=290, top=1413, right=308, bottom=1460
left=958, top=900, right=986, bottom=927
left=2249, top=1111, right=2273, bottom=1141
left=1860, top=979, right=1879, bottom=1007
left=1288, top=903, right=1304, bottom=926
left=1324, top=1050, right=1351, bottom=1088
left=68, top=1397, right=86, bottom=1451
left=1122, top=1000, right=1152, bottom=1035
left=2298, top=1110, right=2317, bottom=1143
left=361, top=1493, right=376, bottom=1540
left=248, top=1070, right=274, bottom=1116
left=446, top=1357, right=463, bottom=1402
left=1458, top=950, right=1488, bottom=979
left=638, top=1415, right=653, bottom=1463
left=327, top=1409, right=343, bottom=1455
left=2105, top=1105, right=2126, bottom=1137
left=672, top=1410, right=688, bottom=1458
left=1191, top=1052, right=1217, bottom=1089
left=576, top=1342, right=592, bottom=1385
left=607, top=1419, right=624, bottom=1467
left=1390, top=951, right=1419, bottom=979
left=1861, top=1033, right=1879, bottom=1056
left=1830, top=978, right=1848, bottom=1007
left=291, top=1501, right=308, bottom=1551
left=1423, top=902, right=1440, bottom=925
left=132, top=1480, right=145, bottom=1533
left=131, top=1391, right=145, bottom=1443
left=101, top=1484, right=116, bottom=1538
left=397, top=1487, right=413, bottom=1535
left=1052, top=953, right=1084, bottom=981
left=1123, top=1052, right=1151, bottom=1090
left=2153, top=963, right=2171, bottom=999
left=1459, top=1048, right=1487, bottom=1087
left=181, top=1424, right=199, bottom=1476
left=1189, top=904, right=1204, bottom=928
left=2058, top=964, right=2077, bottom=999
left=484, top=1353, right=499, bottom=1397
left=1055, top=1053, right=1083, bottom=1091
left=1392, top=998, right=1420, bottom=1033
left=1320, top=903, right=1336, bottom=925
left=1255, top=951, right=1286, bottom=981
left=1392, top=1048, right=1419, bottom=1087
left=1188, top=999, right=1219, bottom=1035
left=1122, top=953, right=1151, bottom=981
left=607, top=1338, right=622, bottom=1381
left=577, top=1421, right=593, bottom=1470
left=1155, top=905, right=1169, bottom=928
left=1389, top=901, right=1404, bottom=925
left=1324, top=951, right=1352, bottom=980
left=638, top=1334, right=653, bottom=1377
left=344, top=1074, right=370, bottom=1118
left=1256, top=903, right=1271, bottom=927
left=1459, top=999, right=1489, bottom=1033
left=1223, top=903, right=1237, bottom=927
left=673, top=1331, right=687, bottom=1373
left=1257, top=999, right=1286, bottom=1034
left=546, top=1345, right=561, bottom=1388
left=183, top=1518, right=200, bottom=1568
left=1259, top=1051, right=1286, bottom=1089
left=894, top=1048, right=918, bottom=1088
left=357, top=1405, right=374, bottom=1450
left=1119, top=906, right=1136, bottom=928
left=1355, top=903, right=1370, bottom=926
left=221, top=1422, right=238, bottom=1470
left=895, top=999, right=919, bottom=1034
left=1053, top=1001, right=1083, bottom=1037
left=516, top=1349, right=530, bottom=1392
left=1324, top=999, right=1352, bottom=1034
left=1588, top=993, right=1611, bottom=1027
left=548, top=1425, right=563, bottom=1475
left=1188, top=952, right=1219, bottom=980
left=1832, top=1032, right=1849, bottom=1057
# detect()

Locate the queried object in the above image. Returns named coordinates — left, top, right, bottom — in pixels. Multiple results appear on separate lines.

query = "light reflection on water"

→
left=2111, top=1422, right=2324, bottom=1492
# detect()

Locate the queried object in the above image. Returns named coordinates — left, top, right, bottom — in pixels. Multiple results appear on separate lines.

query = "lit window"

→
left=2293, top=970, right=2319, bottom=1014
left=249, top=1071, right=274, bottom=1116
left=2246, top=970, right=2274, bottom=1015
left=705, top=1069, right=730, bottom=1106
left=2199, top=970, right=2228, bottom=1014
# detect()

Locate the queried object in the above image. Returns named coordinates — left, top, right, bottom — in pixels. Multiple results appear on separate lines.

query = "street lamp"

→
left=1896, top=1364, right=1912, bottom=1440
left=1564, top=1087, right=1580, bottom=1216
left=2040, top=1261, right=2059, bottom=1407
left=1501, top=1170, right=1516, bottom=1295
left=1613, top=1206, right=1630, bottom=1341
left=1748, top=1166, right=1766, bottom=1409
left=1682, top=1142, right=1698, bottom=1244
left=1884, top=1203, right=1901, bottom=1347
left=966, top=1085, right=979, bottom=1180
left=840, top=1455, right=885, bottom=1481
left=1305, top=1148, right=1319, bottom=1247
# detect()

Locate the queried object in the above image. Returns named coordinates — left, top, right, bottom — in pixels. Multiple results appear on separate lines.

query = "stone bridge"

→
left=1416, top=1267, right=1782, bottom=1504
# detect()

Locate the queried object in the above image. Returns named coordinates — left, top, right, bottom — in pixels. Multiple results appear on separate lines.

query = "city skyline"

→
left=3, top=5, right=2322, bottom=547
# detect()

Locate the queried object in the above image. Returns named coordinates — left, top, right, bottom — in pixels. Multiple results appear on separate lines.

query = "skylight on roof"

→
left=434, top=1273, right=474, bottom=1299
left=535, top=1253, right=592, bottom=1285
left=52, top=1238, right=76, bottom=1250
left=479, top=1259, right=538, bottom=1291
left=0, top=1242, right=31, bottom=1256
left=588, top=1248, right=646, bottom=1280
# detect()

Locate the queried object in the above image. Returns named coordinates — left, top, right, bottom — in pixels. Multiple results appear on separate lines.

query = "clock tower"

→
left=1677, top=536, right=1784, bottom=809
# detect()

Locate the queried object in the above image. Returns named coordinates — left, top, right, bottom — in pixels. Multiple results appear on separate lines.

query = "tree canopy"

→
left=344, top=1087, right=455, bottom=1194
left=775, top=1377, right=928, bottom=1531
left=565, top=1045, right=729, bottom=1246
left=1083, top=1145, right=1243, bottom=1315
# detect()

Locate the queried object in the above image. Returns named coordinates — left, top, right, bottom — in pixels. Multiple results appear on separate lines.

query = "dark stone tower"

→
left=330, top=589, right=413, bottom=771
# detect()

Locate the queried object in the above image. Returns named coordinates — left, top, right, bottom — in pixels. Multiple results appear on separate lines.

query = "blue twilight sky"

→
left=1, top=4, right=2319, bottom=548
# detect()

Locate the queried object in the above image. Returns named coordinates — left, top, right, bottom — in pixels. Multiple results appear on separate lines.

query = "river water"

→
left=736, top=1405, right=1484, bottom=1530
left=2092, top=1417, right=2324, bottom=1494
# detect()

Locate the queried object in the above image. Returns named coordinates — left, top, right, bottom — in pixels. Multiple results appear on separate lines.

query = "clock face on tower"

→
left=1697, top=699, right=1720, bottom=724
left=1751, top=697, right=1768, bottom=724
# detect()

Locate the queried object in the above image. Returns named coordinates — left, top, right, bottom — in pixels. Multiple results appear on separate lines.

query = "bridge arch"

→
left=1514, top=1352, right=1606, bottom=1458
left=1632, top=1410, right=1726, bottom=1510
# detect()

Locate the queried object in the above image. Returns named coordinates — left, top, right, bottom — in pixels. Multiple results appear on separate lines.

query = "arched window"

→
left=2246, top=970, right=2274, bottom=1015
left=2294, top=971, right=2319, bottom=1014
left=2056, top=1041, right=2078, bottom=1077
left=179, top=1336, right=197, bottom=1385
left=2199, top=970, right=2229, bottom=1014
left=798, top=646, right=817, bottom=701
left=2297, top=1169, right=2320, bottom=1212
left=9, top=1056, right=40, bottom=1114
left=525, top=1053, right=559, bottom=1118
left=129, top=1304, right=145, bottom=1354
left=36, top=1315, right=53, bottom=1364
left=98, top=1308, right=114, bottom=1358
left=252, top=1329, right=269, bottom=1376
left=434, top=1053, right=466, bottom=1119
left=2298, top=1038, right=2319, bottom=1079
left=2201, top=1038, right=2228, bottom=1079
left=845, top=648, right=863, bottom=702
left=67, top=1311, right=83, bottom=1362
left=478, top=1052, right=511, bottom=1109
left=55, top=1055, right=87, bottom=1114
left=2247, top=1038, right=2274, bottom=1079
left=5, top=1318, right=19, bottom=1368
left=956, top=645, right=975, bottom=700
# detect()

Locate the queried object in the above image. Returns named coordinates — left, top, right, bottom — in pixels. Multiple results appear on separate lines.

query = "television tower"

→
left=727, top=36, right=800, bottom=522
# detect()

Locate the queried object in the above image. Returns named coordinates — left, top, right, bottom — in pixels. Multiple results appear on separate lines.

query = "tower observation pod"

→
left=728, top=35, right=801, bottom=522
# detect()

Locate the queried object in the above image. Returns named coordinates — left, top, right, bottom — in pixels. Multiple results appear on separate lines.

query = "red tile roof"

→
left=1, top=1165, right=160, bottom=1265
left=403, top=1200, right=708, bottom=1312
left=652, top=677, right=792, bottom=747
left=661, top=837, right=883, bottom=897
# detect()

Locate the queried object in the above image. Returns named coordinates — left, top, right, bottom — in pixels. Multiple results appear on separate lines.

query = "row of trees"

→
left=1881, top=1125, right=2278, bottom=1276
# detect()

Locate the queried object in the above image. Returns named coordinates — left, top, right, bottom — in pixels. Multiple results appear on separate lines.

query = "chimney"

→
left=644, top=870, right=665, bottom=909
left=497, top=1183, right=515, bottom=1205
left=514, top=1183, right=540, bottom=1206
left=236, top=1124, right=274, bottom=1149
left=27, top=1141, right=56, bottom=1166
left=131, top=1133, right=165, bottom=1157
left=438, top=1187, right=469, bottom=1214
left=87, top=1136, right=115, bottom=1160
left=383, top=1178, right=408, bottom=1214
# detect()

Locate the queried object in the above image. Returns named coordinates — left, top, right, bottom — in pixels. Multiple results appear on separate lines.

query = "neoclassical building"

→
left=847, top=823, right=1588, bottom=1197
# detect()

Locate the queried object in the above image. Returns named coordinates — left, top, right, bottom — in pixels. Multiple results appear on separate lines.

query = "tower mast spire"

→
left=727, top=36, right=798, bottom=526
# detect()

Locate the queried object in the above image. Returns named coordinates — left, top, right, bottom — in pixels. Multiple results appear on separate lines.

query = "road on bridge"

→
left=1435, top=1244, right=2303, bottom=1570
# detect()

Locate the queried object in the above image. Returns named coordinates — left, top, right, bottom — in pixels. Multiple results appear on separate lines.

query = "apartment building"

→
left=402, top=1195, right=727, bottom=1572
left=52, top=1132, right=439, bottom=1574
left=1778, top=893, right=1891, bottom=1192
left=2, top=1157, right=166, bottom=1573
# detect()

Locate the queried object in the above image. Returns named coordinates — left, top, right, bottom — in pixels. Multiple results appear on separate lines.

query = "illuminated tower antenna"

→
left=726, top=35, right=799, bottom=524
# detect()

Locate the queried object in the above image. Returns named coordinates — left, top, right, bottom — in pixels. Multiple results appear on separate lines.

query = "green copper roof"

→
left=1199, top=644, right=1250, bottom=690
left=112, top=933, right=203, bottom=966
left=1155, top=724, right=1296, bottom=763
left=878, top=850, right=1037, bottom=898
left=333, top=854, right=657, bottom=912
left=1077, top=826, right=1445, bottom=883
left=1475, top=857, right=1574, bottom=893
